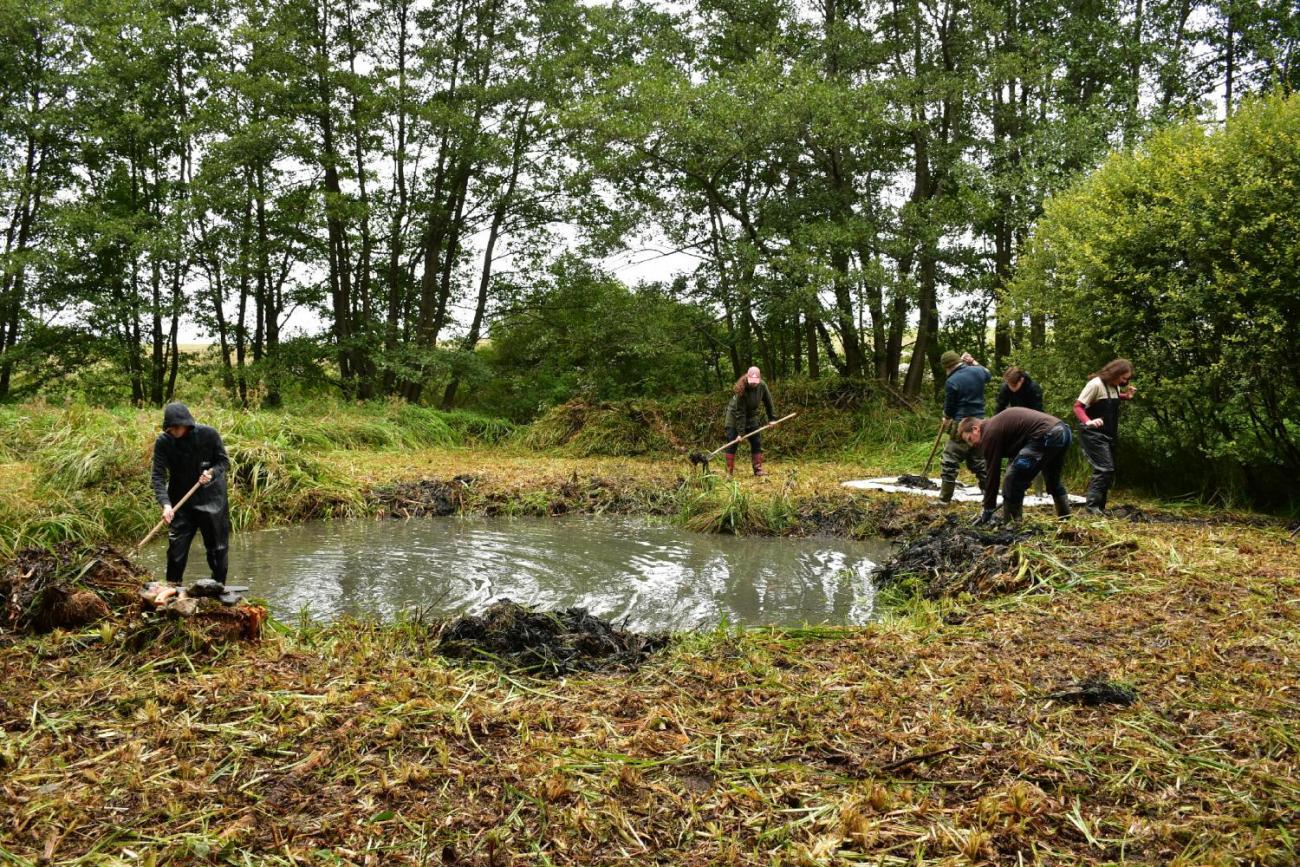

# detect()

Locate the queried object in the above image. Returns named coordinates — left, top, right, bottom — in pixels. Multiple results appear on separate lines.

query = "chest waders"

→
left=1078, top=383, right=1122, bottom=512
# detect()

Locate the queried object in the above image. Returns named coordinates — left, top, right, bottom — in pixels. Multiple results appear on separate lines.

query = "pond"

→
left=145, top=515, right=895, bottom=631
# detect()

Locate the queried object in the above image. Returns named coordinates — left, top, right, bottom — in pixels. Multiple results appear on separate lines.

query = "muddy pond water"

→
left=146, top=515, right=895, bottom=631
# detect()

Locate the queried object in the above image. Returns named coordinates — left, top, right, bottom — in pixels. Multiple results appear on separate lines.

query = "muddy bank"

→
left=436, top=599, right=669, bottom=676
left=373, top=475, right=477, bottom=517
left=369, top=473, right=936, bottom=542
left=1, top=542, right=266, bottom=643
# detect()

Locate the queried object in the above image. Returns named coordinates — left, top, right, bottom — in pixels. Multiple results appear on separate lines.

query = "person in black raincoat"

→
left=151, top=403, right=231, bottom=585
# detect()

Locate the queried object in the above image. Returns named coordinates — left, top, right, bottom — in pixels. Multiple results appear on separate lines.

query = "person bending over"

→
left=151, top=402, right=231, bottom=586
left=960, top=408, right=1074, bottom=525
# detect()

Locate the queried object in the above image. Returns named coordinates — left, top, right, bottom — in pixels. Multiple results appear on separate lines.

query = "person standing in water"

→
left=724, top=366, right=776, bottom=477
left=151, top=403, right=231, bottom=586
left=1072, top=359, right=1137, bottom=514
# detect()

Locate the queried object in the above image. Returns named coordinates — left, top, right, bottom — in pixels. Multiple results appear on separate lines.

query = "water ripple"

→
left=143, top=515, right=894, bottom=631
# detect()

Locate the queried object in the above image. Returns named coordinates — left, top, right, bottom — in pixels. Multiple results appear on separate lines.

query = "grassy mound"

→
left=519, top=378, right=933, bottom=458
left=0, top=401, right=515, bottom=556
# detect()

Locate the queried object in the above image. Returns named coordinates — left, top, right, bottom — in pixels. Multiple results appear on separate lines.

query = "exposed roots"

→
left=123, top=603, right=268, bottom=650
left=1, top=543, right=148, bottom=633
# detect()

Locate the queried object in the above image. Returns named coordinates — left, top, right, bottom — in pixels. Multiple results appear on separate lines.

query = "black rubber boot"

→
left=939, top=480, right=956, bottom=504
left=1001, top=501, right=1024, bottom=524
left=1085, top=472, right=1112, bottom=514
left=1052, top=493, right=1072, bottom=519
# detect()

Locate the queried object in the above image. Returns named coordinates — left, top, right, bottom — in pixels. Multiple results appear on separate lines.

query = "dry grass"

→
left=1, top=453, right=1297, bottom=863
left=1, top=410, right=1296, bottom=864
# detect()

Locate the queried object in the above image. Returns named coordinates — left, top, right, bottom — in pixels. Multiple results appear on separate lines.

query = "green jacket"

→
left=726, top=382, right=775, bottom=431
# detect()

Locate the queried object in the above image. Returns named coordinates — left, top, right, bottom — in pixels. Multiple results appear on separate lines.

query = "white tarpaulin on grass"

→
left=841, top=477, right=1086, bottom=508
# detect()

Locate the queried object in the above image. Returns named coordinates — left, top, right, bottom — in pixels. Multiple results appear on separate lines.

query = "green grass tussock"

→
left=0, top=400, right=515, bottom=554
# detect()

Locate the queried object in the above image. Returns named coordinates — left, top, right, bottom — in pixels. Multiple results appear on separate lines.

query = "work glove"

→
left=972, top=508, right=998, bottom=527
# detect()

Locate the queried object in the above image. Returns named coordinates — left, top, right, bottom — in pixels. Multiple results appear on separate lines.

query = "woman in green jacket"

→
left=725, top=366, right=776, bottom=476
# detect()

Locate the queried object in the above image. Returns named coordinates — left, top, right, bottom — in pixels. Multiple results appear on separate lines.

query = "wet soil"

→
left=895, top=474, right=939, bottom=490
left=874, top=515, right=1035, bottom=598
left=436, top=598, right=669, bottom=676
left=374, top=475, right=477, bottom=518
left=1, top=543, right=147, bottom=633
left=1046, top=676, right=1138, bottom=706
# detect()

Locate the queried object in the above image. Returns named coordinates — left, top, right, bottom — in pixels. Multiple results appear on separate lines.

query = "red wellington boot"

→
left=752, top=452, right=766, bottom=476
left=725, top=453, right=736, bottom=477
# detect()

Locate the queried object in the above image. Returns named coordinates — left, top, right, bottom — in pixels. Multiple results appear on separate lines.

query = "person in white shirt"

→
left=1072, top=359, right=1137, bottom=514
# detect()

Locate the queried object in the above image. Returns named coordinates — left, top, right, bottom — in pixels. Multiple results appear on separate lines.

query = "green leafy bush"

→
left=1012, top=93, right=1300, bottom=510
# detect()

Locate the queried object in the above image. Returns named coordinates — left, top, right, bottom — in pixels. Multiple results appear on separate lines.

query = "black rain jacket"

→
left=151, top=403, right=230, bottom=512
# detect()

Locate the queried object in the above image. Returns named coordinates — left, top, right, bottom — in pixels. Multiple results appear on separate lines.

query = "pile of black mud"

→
left=875, top=515, right=1036, bottom=598
left=1, top=543, right=148, bottom=633
left=374, top=475, right=477, bottom=518
left=1047, top=676, right=1138, bottom=706
left=894, top=474, right=939, bottom=490
left=437, top=599, right=669, bottom=676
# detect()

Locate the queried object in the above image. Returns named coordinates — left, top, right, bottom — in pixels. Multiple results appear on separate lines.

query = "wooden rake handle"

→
left=135, top=477, right=205, bottom=552
left=708, top=412, right=799, bottom=460
left=922, top=418, right=950, bottom=476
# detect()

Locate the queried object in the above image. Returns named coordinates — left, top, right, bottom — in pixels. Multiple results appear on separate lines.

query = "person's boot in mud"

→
left=1083, top=471, right=1113, bottom=515
left=1052, top=493, right=1072, bottom=519
left=725, top=453, right=735, bottom=478
left=939, top=480, right=956, bottom=504
left=752, top=452, right=766, bottom=477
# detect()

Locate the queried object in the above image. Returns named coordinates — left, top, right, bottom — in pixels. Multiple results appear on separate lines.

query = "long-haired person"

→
left=1073, top=359, right=1137, bottom=514
left=724, top=366, right=776, bottom=477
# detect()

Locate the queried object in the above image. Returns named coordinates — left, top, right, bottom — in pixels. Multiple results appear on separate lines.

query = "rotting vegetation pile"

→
left=875, top=514, right=1035, bottom=598
left=0, top=542, right=267, bottom=644
left=0, top=542, right=145, bottom=633
left=436, top=599, right=669, bottom=676
left=0, top=518, right=1296, bottom=864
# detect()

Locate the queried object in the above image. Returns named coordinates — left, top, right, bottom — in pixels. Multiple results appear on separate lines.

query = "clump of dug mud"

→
left=437, top=599, right=668, bottom=676
left=374, top=475, right=477, bottom=518
left=2, top=542, right=266, bottom=643
left=875, top=515, right=1035, bottom=598
left=1, top=543, right=147, bottom=633
left=894, top=474, right=939, bottom=490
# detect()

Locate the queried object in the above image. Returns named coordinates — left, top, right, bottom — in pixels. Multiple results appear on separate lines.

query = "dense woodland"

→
left=1, top=0, right=1298, bottom=505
